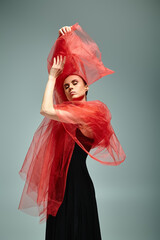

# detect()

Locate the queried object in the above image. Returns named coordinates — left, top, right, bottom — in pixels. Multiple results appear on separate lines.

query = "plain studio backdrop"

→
left=1, top=0, right=159, bottom=239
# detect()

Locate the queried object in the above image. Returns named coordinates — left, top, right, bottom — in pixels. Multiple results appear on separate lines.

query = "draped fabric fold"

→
left=47, top=22, right=115, bottom=104
left=54, top=100, right=126, bottom=165
left=18, top=22, right=126, bottom=224
left=18, top=100, right=126, bottom=223
left=18, top=118, right=75, bottom=223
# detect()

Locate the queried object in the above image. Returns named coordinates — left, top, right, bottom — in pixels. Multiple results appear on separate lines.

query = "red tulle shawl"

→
left=18, top=23, right=126, bottom=224
left=18, top=100, right=126, bottom=223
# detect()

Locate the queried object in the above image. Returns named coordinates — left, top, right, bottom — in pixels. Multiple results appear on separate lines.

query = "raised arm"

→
left=40, top=25, right=94, bottom=138
left=40, top=55, right=66, bottom=121
left=40, top=26, right=72, bottom=121
left=40, top=60, right=94, bottom=138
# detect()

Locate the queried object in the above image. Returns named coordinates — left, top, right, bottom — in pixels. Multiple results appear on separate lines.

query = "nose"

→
left=69, top=85, right=73, bottom=92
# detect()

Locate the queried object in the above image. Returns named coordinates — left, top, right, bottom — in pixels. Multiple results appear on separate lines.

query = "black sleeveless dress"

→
left=45, top=128, right=102, bottom=240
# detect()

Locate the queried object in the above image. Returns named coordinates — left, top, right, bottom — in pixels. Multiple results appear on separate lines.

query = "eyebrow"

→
left=63, top=79, right=78, bottom=87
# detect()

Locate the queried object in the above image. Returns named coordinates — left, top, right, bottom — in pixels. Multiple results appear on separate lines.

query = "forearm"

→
left=40, top=54, right=66, bottom=120
left=40, top=75, right=56, bottom=113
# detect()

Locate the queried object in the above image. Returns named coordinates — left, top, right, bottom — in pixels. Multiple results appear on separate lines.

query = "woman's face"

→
left=63, top=75, right=88, bottom=101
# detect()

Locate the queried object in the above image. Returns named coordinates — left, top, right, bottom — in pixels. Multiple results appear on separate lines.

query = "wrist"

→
left=48, top=75, right=56, bottom=81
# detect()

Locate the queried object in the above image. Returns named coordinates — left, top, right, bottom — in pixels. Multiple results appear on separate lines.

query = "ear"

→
left=85, top=85, right=89, bottom=91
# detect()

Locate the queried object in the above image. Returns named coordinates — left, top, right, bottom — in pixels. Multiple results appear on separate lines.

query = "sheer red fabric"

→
left=47, top=22, right=115, bottom=104
left=18, top=118, right=75, bottom=223
left=54, top=100, right=126, bottom=165
left=18, top=23, right=126, bottom=224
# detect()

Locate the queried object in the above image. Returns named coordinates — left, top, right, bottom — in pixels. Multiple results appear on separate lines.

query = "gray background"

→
left=1, top=0, right=159, bottom=239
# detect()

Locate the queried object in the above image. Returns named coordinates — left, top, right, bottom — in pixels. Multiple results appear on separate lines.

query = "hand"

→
left=49, top=55, right=66, bottom=78
left=58, top=26, right=72, bottom=37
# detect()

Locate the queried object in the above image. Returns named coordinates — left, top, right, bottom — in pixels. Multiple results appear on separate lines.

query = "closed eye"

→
left=73, top=80, right=78, bottom=85
left=64, top=79, right=78, bottom=89
left=64, top=84, right=69, bottom=89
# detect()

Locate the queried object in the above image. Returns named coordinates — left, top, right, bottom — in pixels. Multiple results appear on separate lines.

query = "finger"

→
left=66, top=26, right=71, bottom=32
left=60, top=55, right=63, bottom=63
left=53, top=57, right=56, bottom=65
left=60, top=56, right=65, bottom=69
left=62, top=27, right=67, bottom=33
left=59, top=29, right=64, bottom=35
left=57, top=55, right=59, bottom=65
left=60, top=28, right=64, bottom=35
left=61, top=56, right=65, bottom=68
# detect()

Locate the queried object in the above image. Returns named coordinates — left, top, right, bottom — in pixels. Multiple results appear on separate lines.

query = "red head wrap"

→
left=18, top=23, right=126, bottom=223
left=47, top=22, right=114, bottom=104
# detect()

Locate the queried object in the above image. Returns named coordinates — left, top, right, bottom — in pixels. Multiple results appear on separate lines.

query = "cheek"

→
left=77, top=84, right=85, bottom=93
left=64, top=87, right=68, bottom=93
left=63, top=89, right=68, bottom=97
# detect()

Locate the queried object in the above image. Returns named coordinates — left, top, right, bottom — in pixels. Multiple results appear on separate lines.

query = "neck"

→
left=71, top=95, right=86, bottom=102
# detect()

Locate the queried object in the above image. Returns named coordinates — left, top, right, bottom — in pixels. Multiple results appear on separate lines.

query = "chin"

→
left=71, top=95, right=85, bottom=101
left=66, top=94, right=85, bottom=101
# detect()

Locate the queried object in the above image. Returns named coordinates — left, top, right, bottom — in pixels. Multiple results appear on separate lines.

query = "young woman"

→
left=18, top=23, right=126, bottom=240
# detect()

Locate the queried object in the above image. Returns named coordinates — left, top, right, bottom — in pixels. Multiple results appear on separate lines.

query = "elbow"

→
left=40, top=108, right=46, bottom=115
left=39, top=107, right=59, bottom=121
left=40, top=107, right=56, bottom=116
